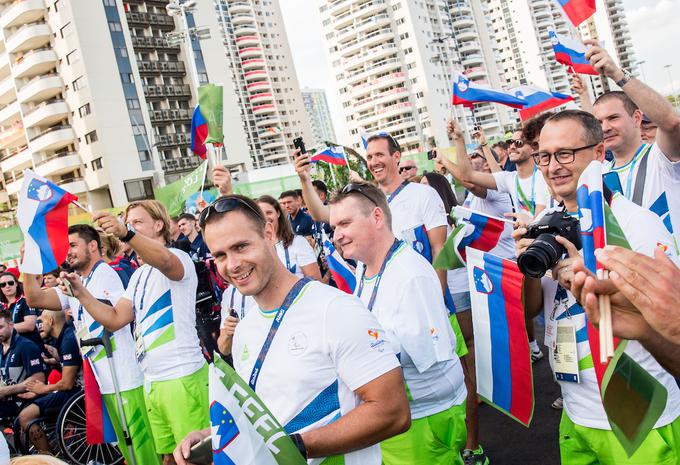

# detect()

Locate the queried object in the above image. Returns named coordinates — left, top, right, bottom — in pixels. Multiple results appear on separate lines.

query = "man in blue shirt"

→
left=279, top=190, right=314, bottom=237
left=0, top=311, right=45, bottom=418
left=18, top=309, right=82, bottom=455
left=177, top=213, right=211, bottom=260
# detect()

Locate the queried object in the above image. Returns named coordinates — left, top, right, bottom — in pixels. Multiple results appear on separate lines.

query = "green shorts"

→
left=450, top=314, right=469, bottom=358
left=144, top=363, right=210, bottom=454
left=381, top=402, right=467, bottom=465
left=559, top=411, right=680, bottom=465
left=103, top=386, right=161, bottom=465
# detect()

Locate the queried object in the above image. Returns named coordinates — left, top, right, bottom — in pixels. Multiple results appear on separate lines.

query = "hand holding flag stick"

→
left=598, top=268, right=615, bottom=361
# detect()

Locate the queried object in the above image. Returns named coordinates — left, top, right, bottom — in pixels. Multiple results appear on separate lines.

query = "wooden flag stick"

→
left=597, top=268, right=613, bottom=362
left=71, top=200, right=90, bottom=213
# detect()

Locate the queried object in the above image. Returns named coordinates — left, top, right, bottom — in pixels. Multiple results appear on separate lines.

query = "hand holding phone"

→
left=187, top=436, right=212, bottom=465
left=293, top=137, right=306, bottom=154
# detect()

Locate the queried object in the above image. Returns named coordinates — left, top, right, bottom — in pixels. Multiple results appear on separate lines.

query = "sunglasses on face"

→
left=0, top=281, right=16, bottom=288
left=508, top=139, right=525, bottom=148
left=399, top=166, right=416, bottom=173
left=199, top=196, right=264, bottom=229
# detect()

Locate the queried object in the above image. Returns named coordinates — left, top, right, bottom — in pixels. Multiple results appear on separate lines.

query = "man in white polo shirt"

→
left=174, top=195, right=410, bottom=465
left=330, top=183, right=467, bottom=465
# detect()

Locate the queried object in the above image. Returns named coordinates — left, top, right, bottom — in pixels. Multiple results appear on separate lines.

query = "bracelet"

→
left=290, top=433, right=308, bottom=459
left=481, top=143, right=488, bottom=147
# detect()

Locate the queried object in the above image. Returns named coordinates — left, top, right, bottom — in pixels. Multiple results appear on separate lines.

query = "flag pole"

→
left=71, top=200, right=90, bottom=213
left=454, top=206, right=514, bottom=224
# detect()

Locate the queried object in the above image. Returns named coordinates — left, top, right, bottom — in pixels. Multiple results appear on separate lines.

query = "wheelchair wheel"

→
left=56, top=391, right=124, bottom=465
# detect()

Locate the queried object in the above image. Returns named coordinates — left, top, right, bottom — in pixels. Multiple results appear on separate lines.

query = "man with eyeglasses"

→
left=398, top=160, right=418, bottom=181
left=330, top=183, right=467, bottom=465
left=173, top=195, right=410, bottom=465
left=586, top=42, right=680, bottom=248
left=516, top=109, right=680, bottom=464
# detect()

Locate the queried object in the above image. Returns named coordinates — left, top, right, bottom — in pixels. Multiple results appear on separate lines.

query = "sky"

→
left=279, top=0, right=680, bottom=140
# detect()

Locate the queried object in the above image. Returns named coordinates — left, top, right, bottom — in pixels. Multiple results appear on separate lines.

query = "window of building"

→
left=103, top=0, right=116, bottom=6
left=66, top=49, right=79, bottom=65
left=72, top=76, right=86, bottom=91
left=138, top=150, right=150, bottom=162
left=108, top=21, right=123, bottom=32
left=126, top=98, right=140, bottom=109
left=78, top=103, right=91, bottom=118
left=121, top=73, right=135, bottom=83
left=60, top=22, right=73, bottom=38
left=92, top=157, right=103, bottom=170
left=124, top=179, right=154, bottom=202
left=84, top=131, right=98, bottom=144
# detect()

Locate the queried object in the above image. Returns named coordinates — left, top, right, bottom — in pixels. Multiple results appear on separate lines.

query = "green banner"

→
left=155, top=160, right=208, bottom=217
left=0, top=226, right=22, bottom=263
left=198, top=84, right=224, bottom=144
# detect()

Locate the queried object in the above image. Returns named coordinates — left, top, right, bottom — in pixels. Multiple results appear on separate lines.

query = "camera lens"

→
left=517, top=233, right=565, bottom=278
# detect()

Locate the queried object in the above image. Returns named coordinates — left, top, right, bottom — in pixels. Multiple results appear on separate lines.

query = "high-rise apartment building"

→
left=301, top=88, right=337, bottom=146
left=196, top=0, right=313, bottom=169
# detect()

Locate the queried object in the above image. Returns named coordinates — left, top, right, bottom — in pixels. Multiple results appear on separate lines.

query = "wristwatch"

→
left=615, top=69, right=632, bottom=88
left=120, top=224, right=136, bottom=243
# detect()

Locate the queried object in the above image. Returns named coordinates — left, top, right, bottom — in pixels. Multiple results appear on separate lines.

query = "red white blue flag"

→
left=554, top=0, right=595, bottom=26
left=83, top=359, right=117, bottom=444
left=549, top=31, right=598, bottom=75
left=467, top=248, right=533, bottom=427
left=18, top=170, right=77, bottom=274
left=323, top=239, right=356, bottom=294
left=511, top=85, right=574, bottom=121
left=310, top=146, right=348, bottom=166
left=577, top=160, right=607, bottom=274
left=190, top=105, right=209, bottom=159
left=401, top=224, right=432, bottom=263
left=452, top=71, right=526, bottom=109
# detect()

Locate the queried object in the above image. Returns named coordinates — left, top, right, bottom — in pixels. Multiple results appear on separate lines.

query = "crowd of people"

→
left=1, top=41, right=680, bottom=465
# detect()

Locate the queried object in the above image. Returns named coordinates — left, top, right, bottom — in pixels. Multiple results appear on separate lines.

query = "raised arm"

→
left=212, top=165, right=234, bottom=196
left=475, top=127, right=502, bottom=173
left=585, top=40, right=680, bottom=161
left=447, top=120, right=498, bottom=190
left=571, top=74, right=593, bottom=114
left=294, top=149, right=331, bottom=223
left=22, top=273, right=62, bottom=311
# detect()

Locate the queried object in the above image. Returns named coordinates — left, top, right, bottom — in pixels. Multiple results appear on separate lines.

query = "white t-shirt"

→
left=122, top=248, right=205, bottom=382
left=220, top=286, right=254, bottom=324
left=55, top=262, right=143, bottom=394
left=276, top=235, right=317, bottom=278
left=492, top=169, right=550, bottom=218
left=386, top=182, right=448, bottom=241
left=448, top=191, right=516, bottom=294
left=540, top=196, right=680, bottom=429
left=232, top=281, right=400, bottom=465
left=354, top=243, right=466, bottom=419
left=605, top=143, right=680, bottom=248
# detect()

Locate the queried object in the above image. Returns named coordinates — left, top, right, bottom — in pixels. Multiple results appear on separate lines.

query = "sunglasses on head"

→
left=399, top=166, right=416, bottom=173
left=0, top=281, right=16, bottom=288
left=198, top=196, right=264, bottom=228
left=341, top=183, right=379, bottom=206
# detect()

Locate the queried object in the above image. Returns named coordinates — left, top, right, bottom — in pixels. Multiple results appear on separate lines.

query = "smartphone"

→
left=61, top=279, right=75, bottom=297
left=427, top=149, right=437, bottom=160
left=602, top=172, right=623, bottom=196
left=187, top=436, right=212, bottom=465
left=293, top=137, right=306, bottom=154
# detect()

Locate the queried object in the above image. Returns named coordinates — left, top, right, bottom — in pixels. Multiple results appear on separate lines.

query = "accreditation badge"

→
left=553, top=323, right=579, bottom=384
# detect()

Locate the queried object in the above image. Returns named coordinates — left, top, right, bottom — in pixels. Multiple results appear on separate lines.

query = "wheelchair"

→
left=13, top=389, right=123, bottom=464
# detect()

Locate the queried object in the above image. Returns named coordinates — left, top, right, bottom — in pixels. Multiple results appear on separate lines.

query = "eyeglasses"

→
left=532, top=142, right=602, bottom=166
left=399, top=166, right=416, bottom=173
left=469, top=152, right=484, bottom=159
left=341, top=183, right=379, bottom=206
left=198, top=196, right=264, bottom=228
left=509, top=139, right=525, bottom=148
left=0, top=281, right=16, bottom=288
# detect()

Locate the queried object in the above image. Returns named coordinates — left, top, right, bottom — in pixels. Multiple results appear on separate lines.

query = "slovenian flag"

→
left=452, top=71, right=526, bottom=109
left=467, top=248, right=533, bottom=426
left=310, top=146, right=348, bottom=166
left=549, top=31, right=598, bottom=75
left=511, top=86, right=574, bottom=121
left=401, top=224, right=432, bottom=263
left=323, top=240, right=356, bottom=294
left=554, top=0, right=595, bottom=27
left=18, top=170, right=77, bottom=274
left=433, top=206, right=508, bottom=270
left=83, top=359, right=117, bottom=444
left=190, top=105, right=209, bottom=159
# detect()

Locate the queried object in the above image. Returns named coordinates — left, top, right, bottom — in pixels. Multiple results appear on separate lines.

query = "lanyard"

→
left=249, top=277, right=310, bottom=391
left=386, top=181, right=409, bottom=204
left=77, top=260, right=105, bottom=322
left=229, top=288, right=246, bottom=319
left=284, top=246, right=291, bottom=271
left=356, top=239, right=402, bottom=311
left=609, top=144, right=648, bottom=200
left=1, top=336, right=13, bottom=378
left=515, top=168, right=536, bottom=216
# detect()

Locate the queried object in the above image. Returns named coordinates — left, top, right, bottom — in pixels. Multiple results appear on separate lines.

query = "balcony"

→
left=22, top=98, right=68, bottom=129
left=55, top=177, right=88, bottom=195
left=130, top=35, right=179, bottom=51
left=0, top=52, right=9, bottom=75
left=5, top=176, right=23, bottom=196
left=330, top=0, right=352, bottom=16
left=452, top=15, right=474, bottom=27
left=155, top=132, right=189, bottom=148
left=0, top=122, right=25, bottom=149
left=261, top=139, right=285, bottom=150
left=252, top=103, right=275, bottom=115
left=249, top=92, right=273, bottom=104
left=244, top=70, right=267, bottom=83
left=254, top=115, right=280, bottom=127
left=143, top=84, right=191, bottom=98
left=241, top=58, right=264, bottom=70
left=343, top=43, right=397, bottom=68
left=35, top=152, right=81, bottom=177
left=16, top=72, right=61, bottom=103
left=0, top=76, right=15, bottom=105
left=235, top=35, right=258, bottom=47
left=454, top=27, right=476, bottom=41
left=458, top=41, right=481, bottom=54
left=353, top=87, right=408, bottom=111
left=228, top=2, right=252, bottom=14
left=28, top=125, right=75, bottom=152
left=238, top=46, right=262, bottom=59
left=137, top=60, right=186, bottom=74
left=231, top=12, right=255, bottom=26
left=346, top=58, right=402, bottom=85
left=462, top=54, right=484, bottom=67
left=1, top=0, right=45, bottom=30
left=0, top=190, right=8, bottom=205
left=12, top=47, right=57, bottom=78
left=354, top=0, right=388, bottom=19
left=5, top=21, right=50, bottom=54
left=0, top=100, right=20, bottom=127
left=148, top=108, right=191, bottom=122
left=0, top=147, right=31, bottom=173
left=233, top=24, right=257, bottom=37
left=350, top=71, right=405, bottom=98
left=125, top=11, right=175, bottom=30
left=161, top=155, right=202, bottom=173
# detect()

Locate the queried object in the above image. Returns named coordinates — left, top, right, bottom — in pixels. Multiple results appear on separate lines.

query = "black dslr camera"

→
left=517, top=210, right=582, bottom=278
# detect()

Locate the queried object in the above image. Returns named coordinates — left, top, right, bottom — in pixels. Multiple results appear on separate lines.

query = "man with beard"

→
left=23, top=224, right=159, bottom=465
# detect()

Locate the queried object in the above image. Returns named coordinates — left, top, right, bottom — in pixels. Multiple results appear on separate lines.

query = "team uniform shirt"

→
left=220, top=286, right=254, bottom=324
left=290, top=210, right=315, bottom=236
left=55, top=262, right=143, bottom=394
left=122, top=248, right=205, bottom=382
left=0, top=331, right=45, bottom=398
left=354, top=243, right=466, bottom=419
left=605, top=143, right=680, bottom=248
left=0, top=296, right=42, bottom=348
left=492, top=169, right=550, bottom=218
left=386, top=182, right=448, bottom=243
left=55, top=323, right=83, bottom=370
left=232, top=281, right=400, bottom=465
left=448, top=191, right=516, bottom=294
left=540, top=197, right=680, bottom=429
left=189, top=233, right=211, bottom=261
left=275, top=236, right=317, bottom=278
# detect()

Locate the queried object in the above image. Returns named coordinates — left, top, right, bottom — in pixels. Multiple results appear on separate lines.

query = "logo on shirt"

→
left=63, top=354, right=72, bottom=361
left=30, top=358, right=40, bottom=366
left=430, top=327, right=440, bottom=344
left=240, top=344, right=250, bottom=362
left=288, top=332, right=308, bottom=357
left=368, top=328, right=386, bottom=352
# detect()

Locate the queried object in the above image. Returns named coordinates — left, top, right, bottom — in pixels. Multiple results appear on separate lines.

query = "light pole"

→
left=635, top=60, right=646, bottom=83
left=165, top=0, right=210, bottom=93
left=664, top=64, right=678, bottom=111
